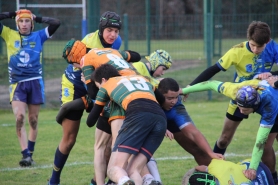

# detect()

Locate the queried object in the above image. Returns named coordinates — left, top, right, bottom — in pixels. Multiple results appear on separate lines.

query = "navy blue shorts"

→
left=9, top=79, right=44, bottom=104
left=112, top=111, right=167, bottom=160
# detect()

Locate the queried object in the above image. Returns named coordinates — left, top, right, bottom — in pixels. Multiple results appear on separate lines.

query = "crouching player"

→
left=181, top=79, right=278, bottom=180
left=86, top=64, right=167, bottom=185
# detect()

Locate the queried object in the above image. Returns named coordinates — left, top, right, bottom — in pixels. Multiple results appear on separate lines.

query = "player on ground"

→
left=186, top=21, right=278, bottom=183
left=87, top=63, right=167, bottom=185
left=181, top=78, right=278, bottom=180
left=184, top=159, right=274, bottom=184
left=0, top=9, right=60, bottom=167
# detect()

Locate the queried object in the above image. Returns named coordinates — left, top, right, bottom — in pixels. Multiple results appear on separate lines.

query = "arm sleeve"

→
left=182, top=80, right=222, bottom=94
left=270, top=71, right=278, bottom=76
left=0, top=12, right=16, bottom=20
left=86, top=104, right=103, bottom=127
left=154, top=88, right=165, bottom=105
left=126, top=50, right=141, bottom=62
left=249, top=126, right=271, bottom=170
left=189, top=64, right=221, bottom=85
left=35, top=16, right=60, bottom=36
left=86, top=81, right=99, bottom=100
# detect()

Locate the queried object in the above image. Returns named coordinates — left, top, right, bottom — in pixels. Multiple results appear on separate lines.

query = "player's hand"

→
left=243, top=169, right=257, bottom=180
left=181, top=85, right=190, bottom=102
left=255, top=72, right=272, bottom=80
left=195, top=165, right=208, bottom=172
left=209, top=152, right=224, bottom=160
left=165, top=129, right=174, bottom=140
left=266, top=75, right=278, bottom=88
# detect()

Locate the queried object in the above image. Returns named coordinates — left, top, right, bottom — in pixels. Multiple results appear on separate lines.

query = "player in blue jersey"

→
left=158, top=78, right=223, bottom=161
left=181, top=79, right=278, bottom=180
left=186, top=21, right=278, bottom=182
left=0, top=9, right=60, bottom=167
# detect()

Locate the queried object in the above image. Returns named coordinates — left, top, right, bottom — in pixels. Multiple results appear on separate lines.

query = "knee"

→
left=16, top=114, right=24, bottom=130
left=29, top=115, right=38, bottom=130
left=66, top=137, right=76, bottom=150
left=217, top=138, right=230, bottom=148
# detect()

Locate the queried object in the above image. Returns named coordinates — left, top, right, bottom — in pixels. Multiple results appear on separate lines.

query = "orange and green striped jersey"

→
left=80, top=48, right=137, bottom=84
left=95, top=75, right=157, bottom=110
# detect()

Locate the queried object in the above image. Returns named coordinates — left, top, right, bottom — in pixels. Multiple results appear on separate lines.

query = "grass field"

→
left=1, top=101, right=278, bottom=185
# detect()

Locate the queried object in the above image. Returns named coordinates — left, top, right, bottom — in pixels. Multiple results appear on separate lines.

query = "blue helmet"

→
left=235, top=86, right=260, bottom=108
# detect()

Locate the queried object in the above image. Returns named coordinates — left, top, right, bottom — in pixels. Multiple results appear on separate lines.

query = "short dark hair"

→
left=247, top=21, right=270, bottom=46
left=158, top=78, right=179, bottom=94
left=92, top=64, right=120, bottom=83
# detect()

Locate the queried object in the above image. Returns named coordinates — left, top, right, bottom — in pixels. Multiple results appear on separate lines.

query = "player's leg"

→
left=27, top=104, right=40, bottom=163
left=213, top=103, right=245, bottom=154
left=214, top=116, right=241, bottom=154
left=262, top=122, right=278, bottom=184
left=49, top=114, right=81, bottom=185
left=12, top=100, right=30, bottom=166
left=174, top=131, right=211, bottom=165
left=94, top=116, right=112, bottom=185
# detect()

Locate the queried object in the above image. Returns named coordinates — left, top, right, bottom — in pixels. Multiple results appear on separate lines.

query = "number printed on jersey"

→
left=107, top=54, right=130, bottom=69
left=117, top=76, right=150, bottom=91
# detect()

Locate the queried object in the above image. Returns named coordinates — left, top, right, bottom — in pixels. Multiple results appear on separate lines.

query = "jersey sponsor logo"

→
left=18, top=51, right=30, bottom=64
left=246, top=64, right=252, bottom=73
left=14, top=41, right=20, bottom=48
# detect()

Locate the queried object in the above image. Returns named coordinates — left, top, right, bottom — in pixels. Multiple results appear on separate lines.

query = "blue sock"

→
left=213, top=141, right=226, bottom=155
left=50, top=147, right=69, bottom=184
left=21, top=148, right=31, bottom=158
left=28, top=140, right=35, bottom=157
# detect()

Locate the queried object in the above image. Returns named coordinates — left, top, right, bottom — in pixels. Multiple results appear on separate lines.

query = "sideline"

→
left=1, top=152, right=277, bottom=172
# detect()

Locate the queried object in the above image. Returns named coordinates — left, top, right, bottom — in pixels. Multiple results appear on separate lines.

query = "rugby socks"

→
left=49, top=147, right=69, bottom=184
left=147, top=158, right=162, bottom=182
left=28, top=140, right=35, bottom=157
left=118, top=176, right=131, bottom=185
left=272, top=171, right=278, bottom=182
left=213, top=141, right=226, bottom=155
left=142, top=174, right=155, bottom=185
left=21, top=148, right=31, bottom=157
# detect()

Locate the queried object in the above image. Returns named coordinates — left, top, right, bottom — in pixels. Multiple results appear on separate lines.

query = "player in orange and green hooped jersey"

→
left=87, top=63, right=167, bottom=185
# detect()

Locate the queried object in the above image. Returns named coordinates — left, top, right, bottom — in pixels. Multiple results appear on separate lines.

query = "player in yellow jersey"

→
left=186, top=21, right=278, bottom=183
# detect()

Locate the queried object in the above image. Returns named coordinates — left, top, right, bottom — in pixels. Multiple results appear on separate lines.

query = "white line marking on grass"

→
left=1, top=152, right=278, bottom=172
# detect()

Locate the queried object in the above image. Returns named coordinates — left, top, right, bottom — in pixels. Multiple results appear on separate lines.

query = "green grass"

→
left=0, top=102, right=277, bottom=185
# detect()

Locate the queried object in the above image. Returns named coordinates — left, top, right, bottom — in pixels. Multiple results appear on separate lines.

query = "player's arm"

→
left=0, top=12, right=16, bottom=33
left=83, top=62, right=98, bottom=99
left=86, top=104, right=104, bottom=127
left=34, top=16, right=60, bottom=36
left=180, top=124, right=223, bottom=159
left=244, top=126, right=271, bottom=180
left=119, top=50, right=141, bottom=62
left=189, top=64, right=221, bottom=86
left=0, top=11, right=16, bottom=20
left=182, top=80, right=222, bottom=95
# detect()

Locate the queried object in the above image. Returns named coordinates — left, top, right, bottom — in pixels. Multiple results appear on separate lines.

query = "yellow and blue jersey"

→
left=0, top=25, right=49, bottom=84
left=217, top=40, right=278, bottom=82
left=219, top=79, right=278, bottom=127
left=132, top=61, right=160, bottom=88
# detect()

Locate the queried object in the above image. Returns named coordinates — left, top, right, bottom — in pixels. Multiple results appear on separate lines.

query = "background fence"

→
left=0, top=0, right=278, bottom=108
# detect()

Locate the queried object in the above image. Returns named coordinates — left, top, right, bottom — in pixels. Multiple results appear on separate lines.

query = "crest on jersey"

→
left=245, top=64, right=252, bottom=73
left=14, top=40, right=20, bottom=48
